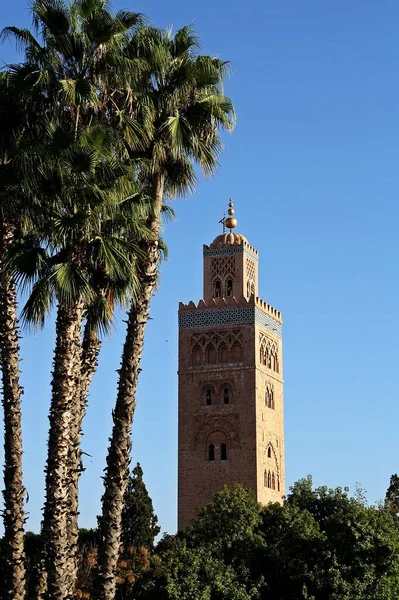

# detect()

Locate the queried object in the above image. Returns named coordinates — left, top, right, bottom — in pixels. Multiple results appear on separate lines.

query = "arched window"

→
left=208, top=444, right=215, bottom=461
left=221, top=443, right=227, bottom=461
left=192, top=346, right=202, bottom=366
left=277, top=476, right=280, bottom=492
left=206, top=344, right=216, bottom=364
left=264, top=470, right=267, bottom=487
left=266, top=385, right=275, bottom=409
left=226, top=279, right=233, bottom=297
left=272, top=473, right=276, bottom=490
left=267, top=471, right=271, bottom=488
left=232, top=343, right=242, bottom=362
left=223, top=387, right=230, bottom=404
left=214, top=280, right=221, bottom=297
left=205, top=389, right=212, bottom=405
left=219, top=344, right=228, bottom=363
left=267, top=447, right=272, bottom=459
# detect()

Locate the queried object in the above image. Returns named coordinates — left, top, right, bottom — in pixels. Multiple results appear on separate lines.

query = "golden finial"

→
left=224, top=199, right=237, bottom=231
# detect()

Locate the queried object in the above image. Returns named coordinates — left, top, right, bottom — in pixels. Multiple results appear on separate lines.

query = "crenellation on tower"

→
left=179, top=295, right=283, bottom=324
left=178, top=201, right=285, bottom=530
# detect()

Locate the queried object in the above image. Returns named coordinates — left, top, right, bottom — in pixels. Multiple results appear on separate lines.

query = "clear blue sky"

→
left=1, top=0, right=399, bottom=535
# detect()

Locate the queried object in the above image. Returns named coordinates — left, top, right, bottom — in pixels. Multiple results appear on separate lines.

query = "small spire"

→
left=225, top=199, right=237, bottom=231
left=218, top=214, right=226, bottom=234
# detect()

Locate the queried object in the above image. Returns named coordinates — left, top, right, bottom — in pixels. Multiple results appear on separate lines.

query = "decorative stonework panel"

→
left=194, top=416, right=240, bottom=448
left=246, top=258, right=256, bottom=297
left=211, top=256, right=235, bottom=281
left=264, top=442, right=280, bottom=490
left=190, top=330, right=243, bottom=365
left=191, top=330, right=243, bottom=347
left=265, top=441, right=279, bottom=467
left=259, top=332, right=280, bottom=372
left=246, top=258, right=255, bottom=281
left=204, top=246, right=258, bottom=261
left=265, top=382, right=275, bottom=409
left=179, top=307, right=282, bottom=336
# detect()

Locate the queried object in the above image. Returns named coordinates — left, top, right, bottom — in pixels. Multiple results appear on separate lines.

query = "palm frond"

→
left=21, top=276, right=53, bottom=330
left=163, top=156, right=198, bottom=198
left=161, top=115, right=191, bottom=155
left=170, top=25, right=200, bottom=58
left=31, top=0, right=71, bottom=37
left=158, top=236, right=168, bottom=260
left=52, top=260, right=96, bottom=306
left=114, top=11, right=144, bottom=33
left=5, top=238, right=49, bottom=296
left=0, top=27, right=42, bottom=52
left=160, top=204, right=176, bottom=226
left=89, top=235, right=137, bottom=281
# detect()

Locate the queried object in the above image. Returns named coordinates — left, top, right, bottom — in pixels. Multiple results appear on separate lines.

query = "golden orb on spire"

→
left=224, top=199, right=237, bottom=230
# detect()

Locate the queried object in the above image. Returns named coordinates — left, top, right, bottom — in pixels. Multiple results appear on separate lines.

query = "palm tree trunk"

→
left=96, top=174, right=164, bottom=600
left=66, top=321, right=102, bottom=596
left=0, top=222, right=26, bottom=600
left=42, top=300, right=84, bottom=600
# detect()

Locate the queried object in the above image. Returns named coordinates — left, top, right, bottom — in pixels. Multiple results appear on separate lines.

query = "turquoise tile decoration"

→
left=178, top=306, right=282, bottom=337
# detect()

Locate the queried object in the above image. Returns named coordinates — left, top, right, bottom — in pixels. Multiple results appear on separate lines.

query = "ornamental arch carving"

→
left=211, top=256, right=236, bottom=281
left=194, top=416, right=240, bottom=449
left=205, top=342, right=216, bottom=364
left=192, top=344, right=202, bottom=366
left=265, top=381, right=275, bottom=409
left=264, top=442, right=279, bottom=475
left=246, top=258, right=256, bottom=298
left=264, top=441, right=280, bottom=491
left=259, top=332, right=280, bottom=373
left=190, top=330, right=243, bottom=365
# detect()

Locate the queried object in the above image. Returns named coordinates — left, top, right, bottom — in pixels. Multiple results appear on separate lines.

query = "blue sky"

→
left=1, top=0, right=399, bottom=535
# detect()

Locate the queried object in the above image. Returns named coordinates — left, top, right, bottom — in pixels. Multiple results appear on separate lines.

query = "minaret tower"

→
left=177, top=201, right=284, bottom=530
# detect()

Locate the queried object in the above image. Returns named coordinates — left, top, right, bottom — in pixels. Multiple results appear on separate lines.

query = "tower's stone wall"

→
left=178, top=227, right=284, bottom=530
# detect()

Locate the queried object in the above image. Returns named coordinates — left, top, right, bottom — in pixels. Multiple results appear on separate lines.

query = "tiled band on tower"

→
left=177, top=201, right=284, bottom=530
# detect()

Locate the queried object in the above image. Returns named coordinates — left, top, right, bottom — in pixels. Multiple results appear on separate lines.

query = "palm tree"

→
left=7, top=119, right=152, bottom=599
left=65, top=186, right=159, bottom=595
left=0, top=93, right=26, bottom=600
left=0, top=71, right=46, bottom=600
left=96, top=25, right=236, bottom=600
left=3, top=2, right=148, bottom=596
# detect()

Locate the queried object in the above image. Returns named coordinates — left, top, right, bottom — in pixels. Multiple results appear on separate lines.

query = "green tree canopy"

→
left=121, top=463, right=161, bottom=552
left=385, top=474, right=399, bottom=517
left=260, top=477, right=399, bottom=600
left=133, top=481, right=399, bottom=600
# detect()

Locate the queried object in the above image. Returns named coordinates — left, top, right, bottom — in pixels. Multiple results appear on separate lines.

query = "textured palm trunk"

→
left=0, top=222, right=26, bottom=600
left=96, top=174, right=164, bottom=600
left=34, top=561, right=47, bottom=600
left=42, top=301, right=84, bottom=600
left=65, top=321, right=102, bottom=596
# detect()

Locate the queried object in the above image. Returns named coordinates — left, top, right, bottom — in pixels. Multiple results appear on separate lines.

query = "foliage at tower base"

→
left=1, top=477, right=399, bottom=599
left=133, top=480, right=399, bottom=600
left=385, top=473, right=399, bottom=516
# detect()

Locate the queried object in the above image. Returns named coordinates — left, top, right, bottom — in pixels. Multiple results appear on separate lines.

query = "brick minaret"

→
left=177, top=201, right=284, bottom=530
